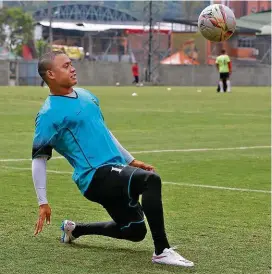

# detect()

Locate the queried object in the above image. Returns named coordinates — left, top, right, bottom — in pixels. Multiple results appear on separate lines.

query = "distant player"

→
left=216, top=49, right=232, bottom=92
left=131, top=62, right=139, bottom=86
left=32, top=51, right=194, bottom=267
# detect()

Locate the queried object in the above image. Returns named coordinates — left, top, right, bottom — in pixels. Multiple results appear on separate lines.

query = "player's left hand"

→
left=34, top=204, right=51, bottom=236
left=129, top=159, right=155, bottom=172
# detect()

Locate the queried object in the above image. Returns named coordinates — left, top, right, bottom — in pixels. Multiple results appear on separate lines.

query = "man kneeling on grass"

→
left=32, top=51, right=194, bottom=267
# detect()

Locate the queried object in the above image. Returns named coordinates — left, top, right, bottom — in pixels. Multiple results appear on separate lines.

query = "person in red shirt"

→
left=132, top=62, right=139, bottom=85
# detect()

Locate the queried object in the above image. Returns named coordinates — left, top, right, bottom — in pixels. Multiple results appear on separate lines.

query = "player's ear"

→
left=46, top=70, right=54, bottom=80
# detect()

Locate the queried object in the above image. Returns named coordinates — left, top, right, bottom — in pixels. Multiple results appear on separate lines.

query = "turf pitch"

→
left=0, top=86, right=270, bottom=274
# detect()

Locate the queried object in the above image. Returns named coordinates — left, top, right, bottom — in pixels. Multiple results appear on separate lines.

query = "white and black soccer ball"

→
left=198, top=4, right=236, bottom=42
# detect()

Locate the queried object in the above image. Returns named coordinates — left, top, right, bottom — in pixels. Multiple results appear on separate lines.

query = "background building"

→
left=214, top=0, right=271, bottom=17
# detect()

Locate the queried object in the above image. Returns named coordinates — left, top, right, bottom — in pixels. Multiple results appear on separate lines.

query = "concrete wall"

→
left=74, top=61, right=271, bottom=86
left=10, top=60, right=271, bottom=86
left=159, top=65, right=271, bottom=86
left=0, top=60, right=9, bottom=86
left=73, top=62, right=133, bottom=86
left=227, top=66, right=271, bottom=86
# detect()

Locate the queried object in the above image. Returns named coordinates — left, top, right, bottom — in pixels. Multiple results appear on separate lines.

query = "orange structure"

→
left=213, top=1, right=271, bottom=18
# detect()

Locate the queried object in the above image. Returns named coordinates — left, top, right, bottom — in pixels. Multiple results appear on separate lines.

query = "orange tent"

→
left=161, top=50, right=199, bottom=65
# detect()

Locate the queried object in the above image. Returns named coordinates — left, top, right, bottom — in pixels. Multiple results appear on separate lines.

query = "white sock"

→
left=219, top=81, right=224, bottom=92
left=227, top=80, right=231, bottom=92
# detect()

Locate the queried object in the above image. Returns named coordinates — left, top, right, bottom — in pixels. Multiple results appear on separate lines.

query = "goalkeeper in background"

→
left=216, top=49, right=232, bottom=92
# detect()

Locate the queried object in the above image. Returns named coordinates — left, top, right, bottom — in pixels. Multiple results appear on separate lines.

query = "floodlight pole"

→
left=48, top=1, right=53, bottom=49
left=147, top=1, right=153, bottom=82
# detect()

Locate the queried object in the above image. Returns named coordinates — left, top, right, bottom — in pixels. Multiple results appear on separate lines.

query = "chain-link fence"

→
left=1, top=30, right=270, bottom=86
left=24, top=22, right=272, bottom=67
left=75, top=33, right=271, bottom=67
left=0, top=58, right=270, bottom=86
left=70, top=30, right=270, bottom=66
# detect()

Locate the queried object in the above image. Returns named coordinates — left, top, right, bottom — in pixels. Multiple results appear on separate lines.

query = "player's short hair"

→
left=221, top=49, right=226, bottom=54
left=38, top=50, right=65, bottom=82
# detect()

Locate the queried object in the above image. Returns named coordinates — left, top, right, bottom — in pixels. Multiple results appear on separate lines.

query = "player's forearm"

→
left=32, top=157, right=48, bottom=205
left=228, top=61, right=232, bottom=72
left=109, top=131, right=135, bottom=164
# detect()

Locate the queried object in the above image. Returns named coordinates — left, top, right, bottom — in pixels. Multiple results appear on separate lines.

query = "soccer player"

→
left=216, top=49, right=232, bottom=92
left=32, top=51, right=194, bottom=267
left=131, top=62, right=139, bottom=86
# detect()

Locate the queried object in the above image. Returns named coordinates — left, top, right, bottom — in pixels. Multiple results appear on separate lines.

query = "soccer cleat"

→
left=61, top=220, right=76, bottom=243
left=152, top=247, right=194, bottom=267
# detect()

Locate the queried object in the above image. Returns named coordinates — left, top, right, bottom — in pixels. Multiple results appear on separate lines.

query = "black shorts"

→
left=219, top=72, right=229, bottom=80
left=84, top=165, right=152, bottom=229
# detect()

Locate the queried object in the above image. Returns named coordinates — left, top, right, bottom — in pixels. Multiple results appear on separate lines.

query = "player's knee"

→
left=123, top=222, right=147, bottom=242
left=147, top=173, right=162, bottom=189
left=130, top=223, right=147, bottom=242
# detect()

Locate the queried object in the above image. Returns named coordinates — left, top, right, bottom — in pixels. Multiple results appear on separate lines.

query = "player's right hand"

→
left=129, top=159, right=155, bottom=172
left=34, top=204, right=51, bottom=236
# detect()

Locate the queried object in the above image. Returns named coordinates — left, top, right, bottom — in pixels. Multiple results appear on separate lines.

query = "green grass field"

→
left=0, top=86, right=270, bottom=274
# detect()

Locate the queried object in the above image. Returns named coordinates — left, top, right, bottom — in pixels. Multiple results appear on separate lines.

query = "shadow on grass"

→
left=68, top=241, right=149, bottom=254
left=63, top=242, right=196, bottom=273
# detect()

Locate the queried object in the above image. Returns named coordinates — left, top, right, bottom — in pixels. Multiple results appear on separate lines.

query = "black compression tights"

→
left=72, top=171, right=170, bottom=255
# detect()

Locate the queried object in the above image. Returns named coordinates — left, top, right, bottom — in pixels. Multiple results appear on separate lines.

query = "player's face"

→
left=47, top=54, right=77, bottom=87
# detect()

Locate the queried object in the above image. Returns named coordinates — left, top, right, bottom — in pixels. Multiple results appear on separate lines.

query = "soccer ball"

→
left=198, top=4, right=236, bottom=42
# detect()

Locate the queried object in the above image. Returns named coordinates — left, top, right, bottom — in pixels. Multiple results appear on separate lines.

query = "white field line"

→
left=0, top=145, right=270, bottom=162
left=1, top=166, right=271, bottom=194
left=130, top=145, right=271, bottom=154
left=164, top=181, right=271, bottom=194
left=223, top=113, right=270, bottom=118
left=0, top=156, right=64, bottom=162
left=1, top=166, right=72, bottom=174
left=0, top=99, right=42, bottom=105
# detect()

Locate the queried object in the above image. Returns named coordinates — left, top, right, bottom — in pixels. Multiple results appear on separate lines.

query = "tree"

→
left=36, top=39, right=48, bottom=58
left=0, top=7, right=34, bottom=55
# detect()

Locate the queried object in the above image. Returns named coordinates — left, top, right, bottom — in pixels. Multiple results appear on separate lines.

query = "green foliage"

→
left=0, top=7, right=34, bottom=54
left=13, top=43, right=23, bottom=56
left=36, top=39, right=49, bottom=58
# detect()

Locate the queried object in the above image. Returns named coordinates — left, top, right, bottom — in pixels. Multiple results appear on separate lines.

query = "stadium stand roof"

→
left=163, top=18, right=260, bottom=34
left=38, top=20, right=195, bottom=33
left=236, top=10, right=271, bottom=35
left=33, top=3, right=139, bottom=22
left=34, top=3, right=198, bottom=34
left=163, top=18, right=198, bottom=26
